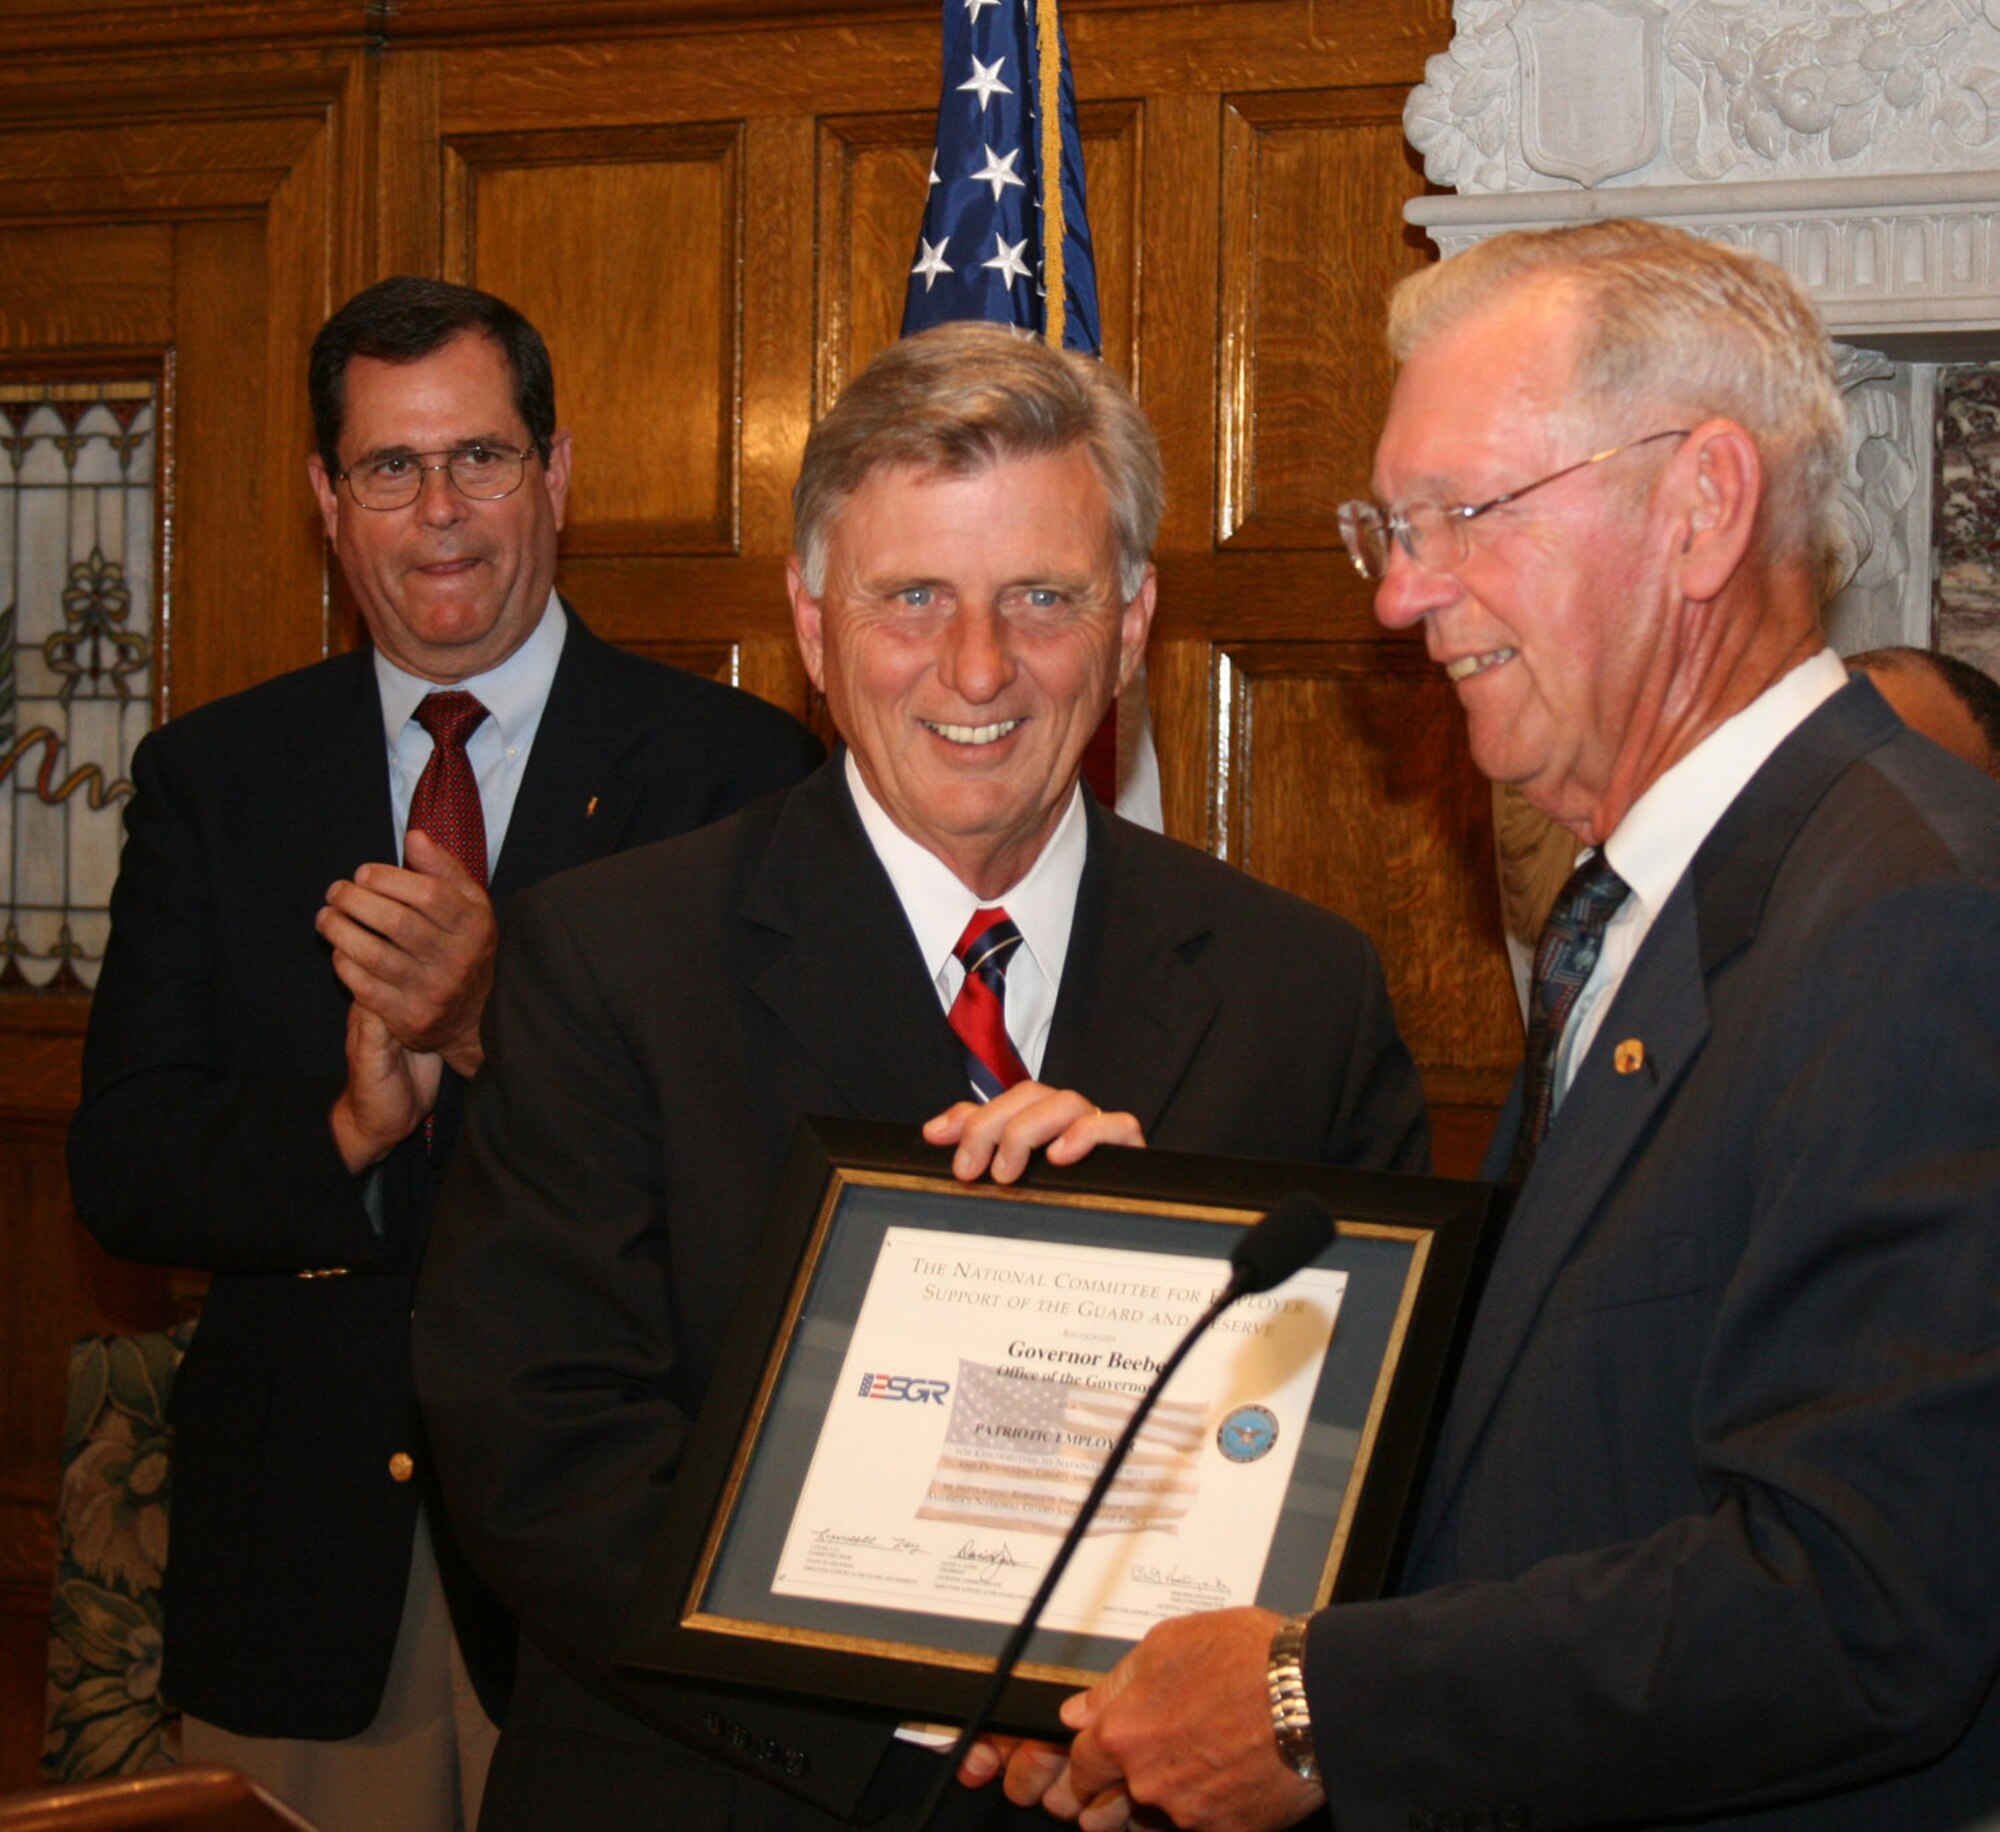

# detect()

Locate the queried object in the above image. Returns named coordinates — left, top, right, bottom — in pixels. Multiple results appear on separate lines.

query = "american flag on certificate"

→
left=916, top=1358, right=1206, bottom=1538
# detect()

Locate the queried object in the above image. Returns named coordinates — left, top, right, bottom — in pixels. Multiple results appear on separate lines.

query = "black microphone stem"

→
left=909, top=1278, right=1240, bottom=1832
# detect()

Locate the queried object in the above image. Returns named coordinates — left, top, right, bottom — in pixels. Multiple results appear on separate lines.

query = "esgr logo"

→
left=858, top=1372, right=951, bottom=1404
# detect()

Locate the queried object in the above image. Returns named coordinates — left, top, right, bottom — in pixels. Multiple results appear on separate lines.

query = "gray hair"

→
left=1387, top=219, right=1846, bottom=585
left=793, top=322, right=1163, bottom=600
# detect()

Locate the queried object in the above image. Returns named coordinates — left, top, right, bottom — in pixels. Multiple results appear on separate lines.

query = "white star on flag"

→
left=968, top=144, right=1025, bottom=202
left=928, top=153, right=941, bottom=188
left=911, top=236, right=954, bottom=291
left=964, top=0, right=999, bottom=15
left=983, top=234, right=1033, bottom=285
left=957, top=53, right=1013, bottom=113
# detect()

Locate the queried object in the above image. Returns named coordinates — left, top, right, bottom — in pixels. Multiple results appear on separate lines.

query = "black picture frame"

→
left=620, top=1116, right=1493, bottom=1735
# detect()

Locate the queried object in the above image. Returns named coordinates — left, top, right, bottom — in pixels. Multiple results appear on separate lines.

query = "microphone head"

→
left=1230, top=1193, right=1336, bottom=1296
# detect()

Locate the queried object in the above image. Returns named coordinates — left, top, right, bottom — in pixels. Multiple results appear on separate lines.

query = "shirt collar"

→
left=843, top=750, right=1087, bottom=992
left=373, top=590, right=567, bottom=750
left=1603, top=646, right=1847, bottom=918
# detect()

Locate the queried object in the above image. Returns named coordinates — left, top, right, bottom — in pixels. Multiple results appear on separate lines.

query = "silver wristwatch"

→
left=1266, top=1612, right=1319, bottom=1783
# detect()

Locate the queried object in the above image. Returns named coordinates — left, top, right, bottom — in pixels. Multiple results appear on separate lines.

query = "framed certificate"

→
left=620, top=1117, right=1492, bottom=1734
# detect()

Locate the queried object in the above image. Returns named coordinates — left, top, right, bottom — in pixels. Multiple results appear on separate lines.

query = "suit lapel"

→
left=1041, top=800, right=1220, bottom=1132
left=489, top=608, right=647, bottom=909
left=283, top=650, right=398, bottom=883
left=737, top=774, right=1236, bottom=1130
left=1413, top=678, right=1901, bottom=1563
left=743, top=760, right=970, bottom=1119
left=1411, top=896, right=1710, bottom=1556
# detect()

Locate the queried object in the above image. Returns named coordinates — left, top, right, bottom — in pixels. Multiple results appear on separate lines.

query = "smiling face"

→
left=307, top=330, right=571, bottom=683
left=789, top=446, right=1155, bottom=897
left=1369, top=285, right=1680, bottom=841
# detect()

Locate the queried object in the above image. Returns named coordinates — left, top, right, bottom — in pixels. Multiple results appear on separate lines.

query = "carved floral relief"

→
left=1408, top=0, right=2000, bottom=193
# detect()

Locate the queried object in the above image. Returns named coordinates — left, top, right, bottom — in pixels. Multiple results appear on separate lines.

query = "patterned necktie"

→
left=948, top=908, right=1030, bottom=1102
left=1504, top=850, right=1631, bottom=1188
left=408, top=691, right=490, bottom=887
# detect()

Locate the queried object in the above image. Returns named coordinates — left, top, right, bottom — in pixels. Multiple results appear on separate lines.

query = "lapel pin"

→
left=1614, top=1037, right=1646, bottom=1076
left=585, top=794, right=599, bottom=819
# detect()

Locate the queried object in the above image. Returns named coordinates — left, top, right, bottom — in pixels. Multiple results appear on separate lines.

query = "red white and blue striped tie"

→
left=948, top=907, right=1030, bottom=1102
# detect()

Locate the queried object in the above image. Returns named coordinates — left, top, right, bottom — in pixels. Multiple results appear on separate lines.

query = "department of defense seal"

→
left=1217, top=1403, right=1279, bottom=1463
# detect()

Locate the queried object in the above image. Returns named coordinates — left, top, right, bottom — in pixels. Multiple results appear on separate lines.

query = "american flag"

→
left=901, top=0, right=1101, bottom=353
left=916, top=1358, right=1206, bottom=1538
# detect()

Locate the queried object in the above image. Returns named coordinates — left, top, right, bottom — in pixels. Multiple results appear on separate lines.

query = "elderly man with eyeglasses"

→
left=1019, top=221, right=2000, bottom=1832
left=68, top=276, right=821, bottom=1831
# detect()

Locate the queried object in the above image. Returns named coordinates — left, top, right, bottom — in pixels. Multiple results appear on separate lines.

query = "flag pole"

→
left=1035, top=0, right=1066, bottom=349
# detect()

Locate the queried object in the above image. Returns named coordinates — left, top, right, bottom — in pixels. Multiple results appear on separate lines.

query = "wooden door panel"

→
left=739, top=115, right=817, bottom=559
left=1082, top=103, right=1142, bottom=392
left=446, top=125, right=744, bottom=555
left=1215, top=637, right=1516, bottom=1174
left=815, top=112, right=934, bottom=412
left=438, top=119, right=814, bottom=716
left=1217, top=639, right=1516, bottom=1059
left=0, top=228, right=174, bottom=352
left=439, top=25, right=940, bottom=129
left=0, top=61, right=359, bottom=1791
left=1219, top=89, right=1430, bottom=549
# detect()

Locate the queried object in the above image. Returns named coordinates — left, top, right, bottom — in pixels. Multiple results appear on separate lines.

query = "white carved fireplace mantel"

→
left=1401, top=0, right=2000, bottom=656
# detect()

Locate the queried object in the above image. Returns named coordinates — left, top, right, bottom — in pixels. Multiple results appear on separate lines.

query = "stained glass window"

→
left=0, top=378, right=156, bottom=993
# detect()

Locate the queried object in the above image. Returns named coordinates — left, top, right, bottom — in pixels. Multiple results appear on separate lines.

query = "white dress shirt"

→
left=375, top=591, right=568, bottom=874
left=846, top=750, right=1090, bottom=1747
left=1553, top=646, right=1848, bottom=1108
left=844, top=749, right=1087, bottom=1078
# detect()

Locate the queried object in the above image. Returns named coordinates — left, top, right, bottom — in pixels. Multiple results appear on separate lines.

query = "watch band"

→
left=1266, top=1612, right=1320, bottom=1783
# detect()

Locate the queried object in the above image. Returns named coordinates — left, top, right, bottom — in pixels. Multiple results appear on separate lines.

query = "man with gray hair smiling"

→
left=1031, top=220, right=2000, bottom=1831
left=414, top=319, right=1429, bottom=1829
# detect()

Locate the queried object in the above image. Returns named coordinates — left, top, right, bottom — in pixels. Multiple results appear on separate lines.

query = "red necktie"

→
left=407, top=691, right=489, bottom=1152
left=407, top=691, right=489, bottom=886
left=948, top=907, right=1030, bottom=1101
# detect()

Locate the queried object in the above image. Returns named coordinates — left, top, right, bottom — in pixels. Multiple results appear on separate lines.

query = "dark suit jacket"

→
left=67, top=606, right=822, bottom=1738
left=413, top=756, right=1430, bottom=1828
left=1302, top=680, right=2000, bottom=1831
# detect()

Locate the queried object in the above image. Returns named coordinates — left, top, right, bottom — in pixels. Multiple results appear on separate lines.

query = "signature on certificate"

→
left=1129, top=1563, right=1232, bottom=1600
left=951, top=1538, right=1024, bottom=1568
left=811, top=1528, right=924, bottom=1555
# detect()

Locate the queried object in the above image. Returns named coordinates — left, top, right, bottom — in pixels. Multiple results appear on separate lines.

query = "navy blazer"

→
left=1303, top=680, right=2000, bottom=1830
left=68, top=606, right=822, bottom=1737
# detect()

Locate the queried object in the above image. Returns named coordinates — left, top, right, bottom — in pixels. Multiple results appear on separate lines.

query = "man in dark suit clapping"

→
left=69, top=276, right=821, bottom=1831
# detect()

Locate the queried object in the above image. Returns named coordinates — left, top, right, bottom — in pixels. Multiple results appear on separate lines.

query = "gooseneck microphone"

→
left=1227, top=1190, right=1338, bottom=1298
left=911, top=1192, right=1337, bottom=1831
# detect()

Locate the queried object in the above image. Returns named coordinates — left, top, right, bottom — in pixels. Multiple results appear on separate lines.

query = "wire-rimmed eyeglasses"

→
left=1336, top=429, right=1691, bottom=582
left=336, top=443, right=540, bottom=512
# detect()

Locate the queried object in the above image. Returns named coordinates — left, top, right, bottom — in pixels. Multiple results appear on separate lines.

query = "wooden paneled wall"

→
left=0, top=0, right=1515, bottom=1790
left=1, top=41, right=367, bottom=1786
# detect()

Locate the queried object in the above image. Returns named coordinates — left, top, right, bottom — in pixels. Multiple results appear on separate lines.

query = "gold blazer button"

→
left=1614, top=1038, right=1646, bottom=1076
left=388, top=1452, right=415, bottom=1483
